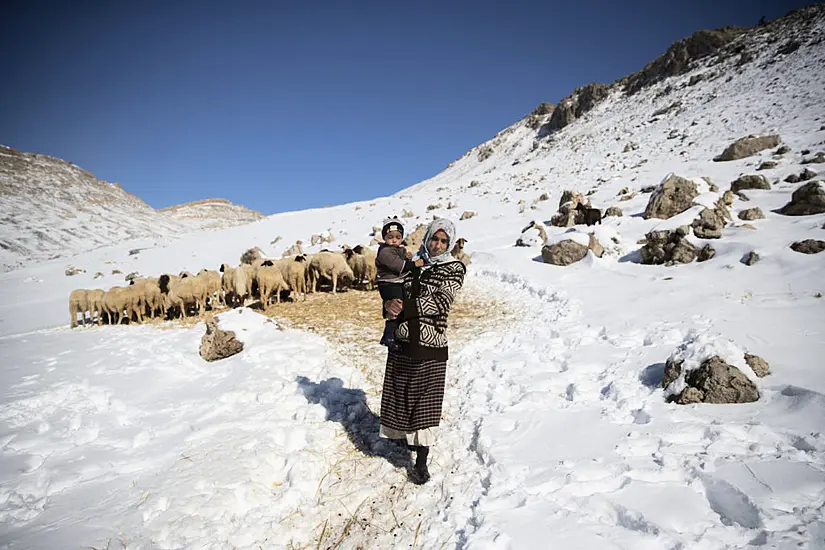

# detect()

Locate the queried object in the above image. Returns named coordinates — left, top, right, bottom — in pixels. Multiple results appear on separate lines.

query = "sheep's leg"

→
left=332, top=272, right=338, bottom=293
left=69, top=304, right=76, bottom=328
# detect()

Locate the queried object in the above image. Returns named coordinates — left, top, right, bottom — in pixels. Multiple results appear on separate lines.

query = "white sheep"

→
left=451, top=238, right=472, bottom=266
left=308, top=251, right=354, bottom=293
left=286, top=255, right=308, bottom=300
left=102, top=286, right=143, bottom=324
left=196, top=269, right=223, bottom=308
left=352, top=245, right=377, bottom=290
left=87, top=289, right=105, bottom=325
left=163, top=275, right=208, bottom=318
left=343, top=248, right=369, bottom=290
left=130, top=277, right=164, bottom=319
left=256, top=265, right=288, bottom=306
left=220, top=264, right=236, bottom=306
left=69, top=289, right=89, bottom=328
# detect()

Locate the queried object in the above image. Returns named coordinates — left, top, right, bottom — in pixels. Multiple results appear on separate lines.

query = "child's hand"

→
left=405, top=250, right=412, bottom=259
left=414, top=259, right=425, bottom=267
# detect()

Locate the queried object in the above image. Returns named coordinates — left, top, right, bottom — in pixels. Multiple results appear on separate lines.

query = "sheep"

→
left=352, top=245, right=377, bottom=290
left=576, top=203, right=602, bottom=226
left=256, top=265, right=288, bottom=306
left=286, top=255, right=308, bottom=300
left=219, top=264, right=236, bottom=306
left=343, top=248, right=369, bottom=290
left=87, top=289, right=105, bottom=325
left=69, top=289, right=89, bottom=327
left=179, top=271, right=195, bottom=279
left=196, top=269, right=223, bottom=308
left=451, top=237, right=472, bottom=266
left=102, top=286, right=143, bottom=325
left=308, top=251, right=354, bottom=293
left=130, top=277, right=164, bottom=319
left=230, top=264, right=252, bottom=307
left=163, top=275, right=208, bottom=318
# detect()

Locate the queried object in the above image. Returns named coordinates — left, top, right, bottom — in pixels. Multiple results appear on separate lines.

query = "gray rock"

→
left=541, top=239, right=589, bottom=266
left=640, top=226, right=697, bottom=265
left=545, top=83, right=610, bottom=131
left=741, top=251, right=760, bottom=265
left=65, top=266, right=85, bottom=276
left=801, top=152, right=825, bottom=165
left=604, top=206, right=623, bottom=217
left=691, top=207, right=727, bottom=239
left=799, top=168, right=818, bottom=181
left=730, top=174, right=771, bottom=193
left=697, top=244, right=716, bottom=262
left=94, top=272, right=104, bottom=279
left=721, top=190, right=735, bottom=205
left=200, top=317, right=244, bottom=362
left=775, top=145, right=791, bottom=155
left=558, top=190, right=585, bottom=210
left=124, top=272, right=141, bottom=282
left=735, top=191, right=750, bottom=202
left=790, top=239, right=825, bottom=254
left=738, top=207, right=765, bottom=221
left=744, top=353, right=770, bottom=378
left=459, top=211, right=476, bottom=220
left=778, top=181, right=825, bottom=216
left=785, top=173, right=801, bottom=183
left=643, top=174, right=698, bottom=219
left=757, top=161, right=778, bottom=171
left=240, top=247, right=264, bottom=265
left=714, top=135, right=781, bottom=162
left=667, top=356, right=759, bottom=404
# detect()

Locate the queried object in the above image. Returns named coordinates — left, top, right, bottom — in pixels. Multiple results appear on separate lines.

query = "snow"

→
left=2, top=9, right=825, bottom=550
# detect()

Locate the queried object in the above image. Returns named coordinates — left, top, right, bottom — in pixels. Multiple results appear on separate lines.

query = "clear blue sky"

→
left=1, top=0, right=806, bottom=214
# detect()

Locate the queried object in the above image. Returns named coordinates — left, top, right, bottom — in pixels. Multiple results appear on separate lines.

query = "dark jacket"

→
left=376, top=244, right=416, bottom=284
left=395, top=260, right=466, bottom=361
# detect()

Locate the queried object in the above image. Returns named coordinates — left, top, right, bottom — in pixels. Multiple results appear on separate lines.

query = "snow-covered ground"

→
left=2, top=9, right=825, bottom=549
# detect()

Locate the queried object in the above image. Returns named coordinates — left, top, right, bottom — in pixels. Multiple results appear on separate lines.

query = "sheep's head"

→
left=261, top=260, right=274, bottom=267
left=159, top=274, right=171, bottom=293
left=343, top=249, right=355, bottom=260
left=295, top=255, right=307, bottom=263
left=180, top=271, right=193, bottom=279
left=219, top=263, right=229, bottom=273
left=352, top=245, right=364, bottom=254
left=575, top=202, right=585, bottom=212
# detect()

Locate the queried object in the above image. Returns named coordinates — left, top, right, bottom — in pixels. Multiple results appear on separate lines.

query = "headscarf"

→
left=414, top=218, right=456, bottom=265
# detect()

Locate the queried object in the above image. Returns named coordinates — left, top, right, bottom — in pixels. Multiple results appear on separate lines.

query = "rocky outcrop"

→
left=604, top=206, right=623, bottom=217
left=697, top=244, right=716, bottom=262
left=730, top=174, right=771, bottom=193
left=801, top=152, right=825, bottom=165
left=744, top=353, right=770, bottom=378
left=550, top=191, right=586, bottom=227
left=541, top=239, right=589, bottom=266
left=643, top=174, right=699, bottom=219
left=544, top=83, right=610, bottom=132
left=778, top=181, right=825, bottom=216
left=691, top=207, right=727, bottom=239
left=738, top=207, right=765, bottom=221
left=741, top=251, right=760, bottom=265
left=664, top=355, right=759, bottom=404
left=639, top=226, right=697, bottom=265
left=622, top=27, right=744, bottom=95
left=790, top=239, right=825, bottom=254
left=199, top=317, right=244, bottom=362
left=714, top=135, right=781, bottom=161
left=459, top=211, right=476, bottom=220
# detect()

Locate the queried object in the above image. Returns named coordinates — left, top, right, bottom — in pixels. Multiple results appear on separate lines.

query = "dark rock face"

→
left=790, top=239, right=825, bottom=254
left=665, top=356, right=759, bottom=404
left=622, top=27, right=745, bottom=95
left=544, top=83, right=610, bottom=132
left=639, top=227, right=697, bottom=265
left=778, top=182, right=825, bottom=216
left=716, top=136, right=782, bottom=162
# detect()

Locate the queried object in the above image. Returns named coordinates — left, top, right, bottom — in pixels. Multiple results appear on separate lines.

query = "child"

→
left=375, top=217, right=424, bottom=350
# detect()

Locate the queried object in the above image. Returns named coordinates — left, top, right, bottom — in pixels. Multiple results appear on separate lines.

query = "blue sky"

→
left=1, top=0, right=807, bottom=214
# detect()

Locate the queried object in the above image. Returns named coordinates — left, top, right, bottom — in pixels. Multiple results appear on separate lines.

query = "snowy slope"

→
left=0, top=147, right=263, bottom=271
left=2, top=6, right=825, bottom=550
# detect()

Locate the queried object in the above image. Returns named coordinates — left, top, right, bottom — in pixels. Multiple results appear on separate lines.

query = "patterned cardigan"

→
left=395, top=260, right=466, bottom=361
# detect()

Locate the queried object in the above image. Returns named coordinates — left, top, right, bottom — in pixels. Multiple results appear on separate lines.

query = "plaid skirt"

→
left=379, top=350, right=447, bottom=433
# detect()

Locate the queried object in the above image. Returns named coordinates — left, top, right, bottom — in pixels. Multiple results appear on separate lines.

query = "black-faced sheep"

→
left=576, top=203, right=602, bottom=226
left=286, top=255, right=308, bottom=300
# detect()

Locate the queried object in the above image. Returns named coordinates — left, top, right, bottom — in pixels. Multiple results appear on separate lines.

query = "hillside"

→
left=0, top=147, right=264, bottom=271
left=1, top=5, right=824, bottom=549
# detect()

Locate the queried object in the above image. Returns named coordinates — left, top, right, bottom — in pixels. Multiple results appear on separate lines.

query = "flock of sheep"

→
left=67, top=238, right=470, bottom=328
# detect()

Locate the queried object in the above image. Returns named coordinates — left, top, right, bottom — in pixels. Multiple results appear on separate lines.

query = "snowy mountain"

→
left=160, top=198, right=264, bottom=230
left=1, top=5, right=824, bottom=549
left=0, top=146, right=263, bottom=271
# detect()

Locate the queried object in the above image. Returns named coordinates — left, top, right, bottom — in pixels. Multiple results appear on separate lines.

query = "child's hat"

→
left=381, top=216, right=405, bottom=238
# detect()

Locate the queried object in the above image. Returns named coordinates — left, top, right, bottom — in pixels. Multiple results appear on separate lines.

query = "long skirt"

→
left=379, top=350, right=447, bottom=446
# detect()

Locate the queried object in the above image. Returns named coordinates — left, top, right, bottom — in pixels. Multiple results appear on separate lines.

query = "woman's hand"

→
left=414, top=258, right=425, bottom=267
left=385, top=298, right=403, bottom=319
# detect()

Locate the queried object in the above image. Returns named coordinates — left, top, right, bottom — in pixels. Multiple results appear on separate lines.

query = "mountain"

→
left=1, top=5, right=824, bottom=549
left=0, top=146, right=263, bottom=271
left=160, top=198, right=264, bottom=230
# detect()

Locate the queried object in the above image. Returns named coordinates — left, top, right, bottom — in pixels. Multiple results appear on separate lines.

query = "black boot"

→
left=410, top=446, right=430, bottom=484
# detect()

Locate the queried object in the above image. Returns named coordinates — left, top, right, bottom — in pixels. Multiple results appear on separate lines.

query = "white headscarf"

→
left=414, top=218, right=456, bottom=265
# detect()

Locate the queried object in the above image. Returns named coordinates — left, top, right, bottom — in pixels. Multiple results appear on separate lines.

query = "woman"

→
left=379, top=218, right=466, bottom=484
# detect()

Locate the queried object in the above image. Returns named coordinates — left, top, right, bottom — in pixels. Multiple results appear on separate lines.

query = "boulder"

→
left=714, top=135, right=781, bottom=161
left=744, top=353, right=770, bottom=378
left=801, top=152, right=825, bottom=165
left=541, top=239, right=589, bottom=266
left=738, top=207, right=765, bottom=221
left=65, top=266, right=85, bottom=276
left=588, top=234, right=604, bottom=258
left=124, top=272, right=141, bottom=282
left=240, top=247, right=264, bottom=265
left=799, top=168, right=818, bottom=181
left=785, top=173, right=801, bottom=183
left=558, top=190, right=585, bottom=210
left=639, top=226, right=697, bottom=265
left=199, top=317, right=244, bottom=362
left=691, top=207, right=727, bottom=239
left=545, top=83, right=610, bottom=131
left=666, top=356, right=759, bottom=404
left=757, top=160, right=778, bottom=171
left=775, top=145, right=791, bottom=155
left=619, top=191, right=638, bottom=202
left=644, top=174, right=699, bottom=219
left=741, top=251, right=760, bottom=265
left=604, top=206, right=623, bottom=217
left=697, top=244, right=716, bottom=262
left=94, top=272, right=104, bottom=279
left=730, top=174, right=771, bottom=193
left=721, top=190, right=735, bottom=206
left=790, top=239, right=825, bottom=254
left=460, top=211, right=476, bottom=220
left=778, top=181, right=825, bottom=216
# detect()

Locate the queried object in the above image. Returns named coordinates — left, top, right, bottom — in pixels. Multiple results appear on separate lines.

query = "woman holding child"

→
left=376, top=217, right=466, bottom=484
